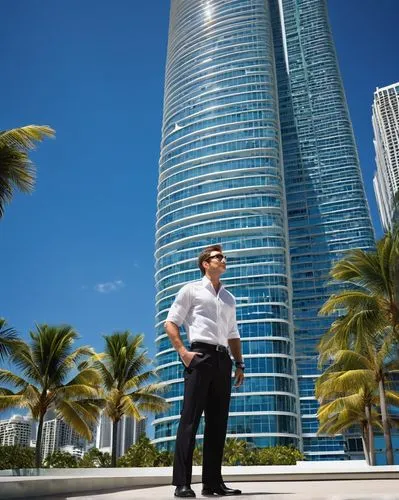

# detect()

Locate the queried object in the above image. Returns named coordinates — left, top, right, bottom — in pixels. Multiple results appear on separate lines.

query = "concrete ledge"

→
left=1, top=462, right=399, bottom=499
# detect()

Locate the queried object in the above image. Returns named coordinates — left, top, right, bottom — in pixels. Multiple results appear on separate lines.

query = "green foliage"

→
left=44, top=450, right=79, bottom=468
left=153, top=449, right=173, bottom=466
left=250, top=446, right=303, bottom=465
left=115, top=439, right=303, bottom=467
left=0, top=318, right=19, bottom=362
left=222, top=438, right=252, bottom=465
left=0, top=124, right=55, bottom=218
left=192, top=446, right=202, bottom=465
left=0, top=445, right=35, bottom=470
left=78, top=448, right=111, bottom=468
left=117, top=436, right=158, bottom=467
left=221, top=439, right=302, bottom=466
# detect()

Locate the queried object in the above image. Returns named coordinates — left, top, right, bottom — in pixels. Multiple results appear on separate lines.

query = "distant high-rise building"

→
left=96, top=413, right=146, bottom=457
left=59, top=445, right=85, bottom=459
left=155, top=0, right=374, bottom=461
left=373, top=83, right=399, bottom=231
left=0, top=415, right=33, bottom=447
left=42, top=417, right=84, bottom=458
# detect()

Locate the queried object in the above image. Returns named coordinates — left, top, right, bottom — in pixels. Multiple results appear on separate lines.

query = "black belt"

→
left=191, top=341, right=229, bottom=354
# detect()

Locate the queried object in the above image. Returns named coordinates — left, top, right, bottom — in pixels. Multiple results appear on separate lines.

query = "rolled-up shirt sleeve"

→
left=165, top=284, right=191, bottom=327
left=227, top=300, right=240, bottom=339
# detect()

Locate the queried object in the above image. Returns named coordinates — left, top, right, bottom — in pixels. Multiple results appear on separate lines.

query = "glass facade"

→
left=155, top=0, right=374, bottom=460
left=271, top=0, right=375, bottom=459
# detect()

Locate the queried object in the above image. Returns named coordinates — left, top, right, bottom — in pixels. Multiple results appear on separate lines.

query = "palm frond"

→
left=10, top=343, right=43, bottom=385
left=56, top=400, right=94, bottom=440
left=0, top=394, right=28, bottom=410
left=0, top=125, right=55, bottom=150
left=128, top=386, right=169, bottom=414
left=317, top=369, right=374, bottom=395
left=119, top=395, right=143, bottom=420
left=0, top=319, right=20, bottom=361
left=0, top=369, right=29, bottom=389
left=123, top=369, right=157, bottom=391
left=386, top=391, right=399, bottom=406
left=91, top=358, right=114, bottom=390
left=56, top=384, right=100, bottom=399
left=0, top=387, right=16, bottom=396
left=332, top=350, right=372, bottom=370
left=52, top=346, right=95, bottom=381
left=65, top=367, right=102, bottom=387
left=329, top=249, right=387, bottom=296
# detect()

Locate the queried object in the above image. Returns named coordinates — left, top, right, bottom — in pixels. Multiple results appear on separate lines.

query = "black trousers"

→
left=172, top=345, right=232, bottom=486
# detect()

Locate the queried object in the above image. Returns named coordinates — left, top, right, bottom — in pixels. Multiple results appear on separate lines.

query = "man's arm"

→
left=228, top=338, right=243, bottom=363
left=228, top=338, right=244, bottom=387
left=164, top=320, right=202, bottom=367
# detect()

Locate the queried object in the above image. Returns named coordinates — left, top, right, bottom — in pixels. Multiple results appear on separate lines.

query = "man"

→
left=164, top=244, right=245, bottom=498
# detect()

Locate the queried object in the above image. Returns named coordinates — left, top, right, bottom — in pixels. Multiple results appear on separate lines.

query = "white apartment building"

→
left=96, top=412, right=146, bottom=457
left=59, top=444, right=85, bottom=459
left=0, top=414, right=34, bottom=447
left=41, top=417, right=85, bottom=458
left=373, top=82, right=399, bottom=230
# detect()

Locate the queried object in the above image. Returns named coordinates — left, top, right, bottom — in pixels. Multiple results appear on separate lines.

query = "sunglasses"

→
left=207, top=253, right=227, bottom=262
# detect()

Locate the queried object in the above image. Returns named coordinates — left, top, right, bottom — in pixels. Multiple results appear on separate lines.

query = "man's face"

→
left=204, top=250, right=227, bottom=275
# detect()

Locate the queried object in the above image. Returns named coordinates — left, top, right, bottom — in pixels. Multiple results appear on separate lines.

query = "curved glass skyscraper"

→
left=154, top=0, right=375, bottom=460
left=154, top=0, right=300, bottom=451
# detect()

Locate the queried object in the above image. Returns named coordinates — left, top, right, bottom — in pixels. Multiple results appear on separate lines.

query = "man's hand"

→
left=179, top=349, right=203, bottom=368
left=233, top=367, right=244, bottom=387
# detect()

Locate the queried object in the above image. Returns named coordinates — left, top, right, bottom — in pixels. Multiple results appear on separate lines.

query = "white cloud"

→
left=94, top=280, right=125, bottom=294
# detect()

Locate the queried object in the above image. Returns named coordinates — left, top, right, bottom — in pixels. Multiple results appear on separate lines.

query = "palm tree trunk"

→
left=365, top=405, right=375, bottom=466
left=361, top=422, right=370, bottom=465
left=111, top=419, right=119, bottom=467
left=378, top=378, right=394, bottom=465
left=35, top=415, right=44, bottom=468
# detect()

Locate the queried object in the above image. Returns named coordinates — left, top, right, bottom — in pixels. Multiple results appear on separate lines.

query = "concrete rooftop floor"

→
left=45, top=479, right=399, bottom=500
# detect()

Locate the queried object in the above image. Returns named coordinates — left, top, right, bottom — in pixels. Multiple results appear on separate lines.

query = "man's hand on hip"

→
left=179, top=349, right=203, bottom=368
left=233, top=367, right=244, bottom=387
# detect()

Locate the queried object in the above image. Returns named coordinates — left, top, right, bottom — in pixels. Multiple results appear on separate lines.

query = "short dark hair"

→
left=198, top=244, right=223, bottom=276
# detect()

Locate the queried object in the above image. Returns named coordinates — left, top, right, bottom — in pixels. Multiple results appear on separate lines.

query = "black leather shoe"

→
left=202, top=482, right=242, bottom=496
left=174, top=485, right=196, bottom=497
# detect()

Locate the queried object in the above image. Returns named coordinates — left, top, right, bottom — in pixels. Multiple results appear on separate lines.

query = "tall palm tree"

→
left=91, top=332, right=168, bottom=467
left=0, top=324, right=102, bottom=467
left=0, top=124, right=55, bottom=217
left=319, top=233, right=399, bottom=464
left=317, top=336, right=399, bottom=465
left=0, top=318, right=19, bottom=362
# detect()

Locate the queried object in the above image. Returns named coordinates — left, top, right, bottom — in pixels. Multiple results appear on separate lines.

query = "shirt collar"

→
left=202, top=275, right=224, bottom=292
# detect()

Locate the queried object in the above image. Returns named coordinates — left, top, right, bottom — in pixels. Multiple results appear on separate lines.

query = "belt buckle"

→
left=216, top=345, right=224, bottom=352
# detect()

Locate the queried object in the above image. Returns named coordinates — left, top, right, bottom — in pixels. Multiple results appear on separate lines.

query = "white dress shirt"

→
left=165, top=275, right=240, bottom=347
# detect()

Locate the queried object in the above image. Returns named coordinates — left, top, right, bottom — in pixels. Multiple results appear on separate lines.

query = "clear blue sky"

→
left=1, top=1, right=398, bottom=426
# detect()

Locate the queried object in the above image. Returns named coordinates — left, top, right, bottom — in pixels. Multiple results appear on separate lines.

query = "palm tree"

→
left=0, top=124, right=55, bottom=217
left=319, top=233, right=399, bottom=464
left=316, top=375, right=381, bottom=465
left=91, top=332, right=168, bottom=467
left=317, top=336, right=399, bottom=465
left=0, top=324, right=102, bottom=467
left=0, top=318, right=19, bottom=361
